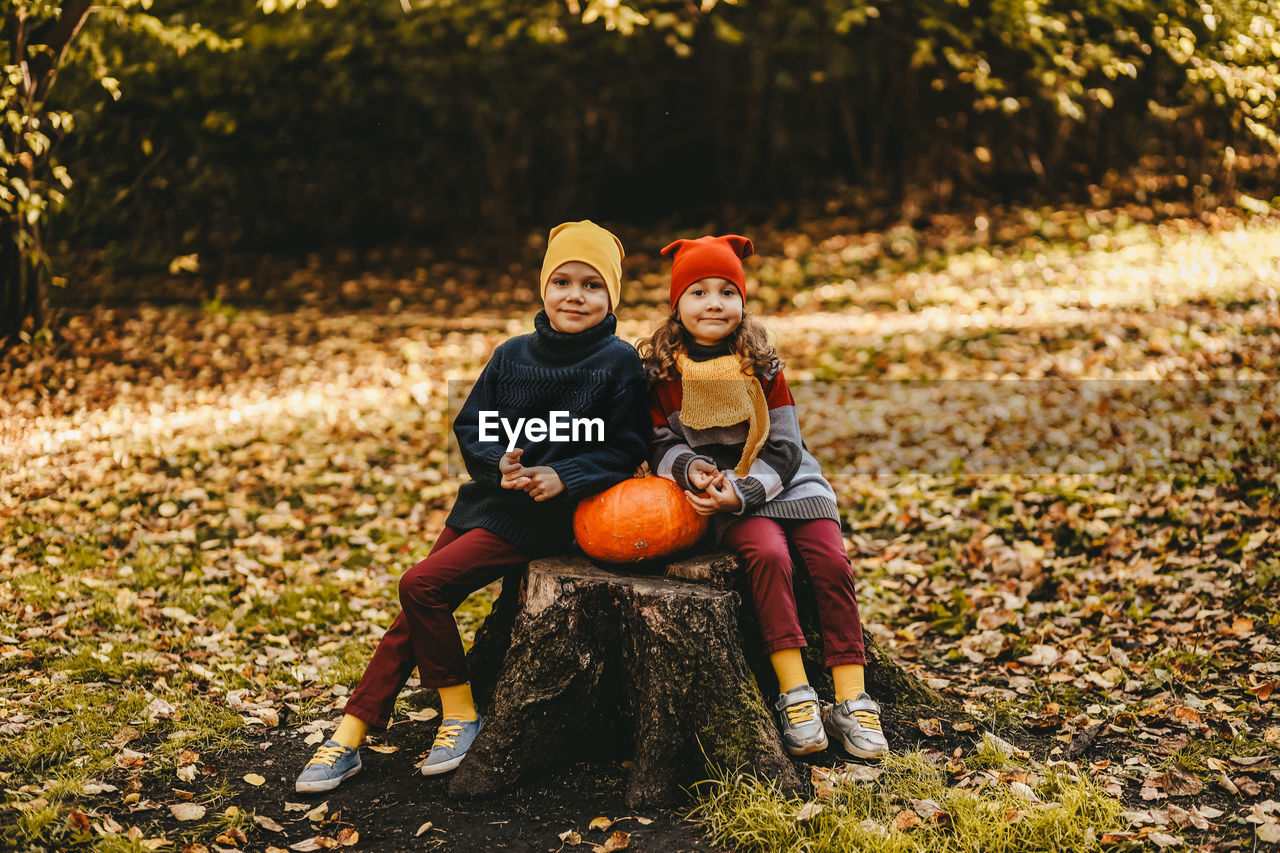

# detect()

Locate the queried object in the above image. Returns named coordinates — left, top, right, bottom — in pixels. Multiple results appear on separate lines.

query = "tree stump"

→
left=451, top=557, right=801, bottom=806
left=455, top=551, right=961, bottom=807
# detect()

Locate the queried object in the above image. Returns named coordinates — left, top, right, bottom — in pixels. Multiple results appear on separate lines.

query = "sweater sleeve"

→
left=648, top=380, right=714, bottom=492
left=546, top=354, right=651, bottom=501
left=453, top=347, right=506, bottom=488
left=727, top=371, right=804, bottom=514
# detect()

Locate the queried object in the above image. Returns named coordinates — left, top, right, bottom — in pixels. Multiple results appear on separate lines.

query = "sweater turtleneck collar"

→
left=686, top=338, right=733, bottom=362
left=531, top=309, right=617, bottom=362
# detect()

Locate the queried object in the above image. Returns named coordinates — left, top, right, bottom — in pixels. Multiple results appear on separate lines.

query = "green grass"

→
left=691, top=750, right=1125, bottom=853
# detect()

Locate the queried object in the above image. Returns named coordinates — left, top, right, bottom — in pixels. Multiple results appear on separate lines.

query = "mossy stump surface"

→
left=455, top=551, right=957, bottom=807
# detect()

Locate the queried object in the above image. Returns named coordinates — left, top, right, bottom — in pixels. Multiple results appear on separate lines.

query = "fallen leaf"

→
left=404, top=709, right=439, bottom=722
left=589, top=816, right=613, bottom=832
left=1009, top=781, right=1040, bottom=803
left=794, top=802, right=826, bottom=822
left=1258, top=823, right=1280, bottom=844
left=558, top=829, right=582, bottom=845
left=144, top=698, right=179, bottom=722
left=1101, top=831, right=1137, bottom=844
left=289, top=839, right=323, bottom=852
left=632, top=817, right=652, bottom=825
left=252, top=708, right=281, bottom=727
left=244, top=773, right=267, bottom=786
left=335, top=827, right=358, bottom=846
left=68, top=809, right=92, bottom=833
left=306, top=802, right=329, bottom=823
left=811, top=766, right=837, bottom=798
left=284, top=802, right=310, bottom=812
left=416, top=822, right=435, bottom=837
left=910, top=798, right=950, bottom=825
left=215, top=828, right=247, bottom=846
left=1148, top=832, right=1184, bottom=848
left=255, top=815, right=285, bottom=833
left=1232, top=755, right=1271, bottom=767
left=894, top=809, right=921, bottom=830
left=839, top=763, right=886, bottom=783
left=916, top=718, right=943, bottom=737
left=1161, top=764, right=1204, bottom=797
left=367, top=744, right=398, bottom=754
left=594, top=830, right=630, bottom=853
left=168, top=803, right=205, bottom=822
left=1017, top=644, right=1060, bottom=666
left=1238, top=776, right=1264, bottom=796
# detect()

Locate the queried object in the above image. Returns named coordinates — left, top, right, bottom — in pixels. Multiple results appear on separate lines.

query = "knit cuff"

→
left=672, top=452, right=702, bottom=492
left=730, top=476, right=768, bottom=515
left=546, top=459, right=596, bottom=501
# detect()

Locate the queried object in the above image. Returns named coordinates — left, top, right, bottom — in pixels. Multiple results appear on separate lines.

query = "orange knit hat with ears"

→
left=661, top=235, right=754, bottom=308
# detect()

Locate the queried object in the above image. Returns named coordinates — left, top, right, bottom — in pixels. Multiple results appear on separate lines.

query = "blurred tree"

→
left=0, top=0, right=231, bottom=344
left=12, top=0, right=1280, bottom=323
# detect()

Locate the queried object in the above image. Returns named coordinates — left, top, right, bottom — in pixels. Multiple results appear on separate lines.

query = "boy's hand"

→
left=499, top=449, right=531, bottom=490
left=687, top=458, right=718, bottom=491
left=684, top=472, right=742, bottom=515
left=517, top=466, right=564, bottom=502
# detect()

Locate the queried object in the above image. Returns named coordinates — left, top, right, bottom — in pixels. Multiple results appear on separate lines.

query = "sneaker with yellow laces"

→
left=774, top=684, right=828, bottom=755
left=420, top=715, right=483, bottom=776
left=295, top=740, right=362, bottom=793
left=824, top=692, right=889, bottom=759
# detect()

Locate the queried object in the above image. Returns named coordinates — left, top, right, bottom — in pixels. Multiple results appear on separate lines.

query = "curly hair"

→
left=638, top=311, right=782, bottom=382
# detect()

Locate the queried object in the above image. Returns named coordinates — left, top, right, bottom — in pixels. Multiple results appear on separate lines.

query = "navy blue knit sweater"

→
left=446, top=311, right=650, bottom=556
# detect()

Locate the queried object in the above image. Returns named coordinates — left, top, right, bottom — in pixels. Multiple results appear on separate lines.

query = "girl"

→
left=295, top=221, right=651, bottom=792
left=639, top=235, right=888, bottom=760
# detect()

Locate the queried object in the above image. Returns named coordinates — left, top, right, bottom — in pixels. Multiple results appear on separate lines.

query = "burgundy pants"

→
left=344, top=526, right=528, bottom=729
left=721, top=517, right=866, bottom=667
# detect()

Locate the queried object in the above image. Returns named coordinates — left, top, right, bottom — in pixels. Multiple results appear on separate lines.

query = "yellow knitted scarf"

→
left=676, top=353, right=770, bottom=477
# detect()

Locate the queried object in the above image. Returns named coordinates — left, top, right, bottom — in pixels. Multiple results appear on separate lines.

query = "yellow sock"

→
left=438, top=683, right=478, bottom=722
left=832, top=664, right=866, bottom=704
left=833, top=664, right=881, bottom=730
left=332, top=714, right=368, bottom=749
left=770, top=648, right=809, bottom=694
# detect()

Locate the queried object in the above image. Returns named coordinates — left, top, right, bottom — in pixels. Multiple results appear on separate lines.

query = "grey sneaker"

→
left=420, top=716, right=483, bottom=776
left=774, top=684, right=828, bottom=755
left=295, top=740, right=362, bottom=793
left=824, top=692, right=889, bottom=759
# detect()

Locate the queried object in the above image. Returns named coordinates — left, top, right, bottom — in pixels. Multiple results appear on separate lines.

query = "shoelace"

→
left=785, top=700, right=819, bottom=726
left=853, top=710, right=882, bottom=731
left=433, top=723, right=465, bottom=750
left=306, top=744, right=348, bottom=768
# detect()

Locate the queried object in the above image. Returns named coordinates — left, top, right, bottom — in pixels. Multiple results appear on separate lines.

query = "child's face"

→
left=543, top=261, right=611, bottom=333
left=675, top=277, right=743, bottom=346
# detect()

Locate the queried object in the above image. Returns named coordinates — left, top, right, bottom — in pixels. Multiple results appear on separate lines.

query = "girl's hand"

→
left=500, top=449, right=531, bottom=489
left=518, top=466, right=564, bottom=502
left=687, top=458, right=718, bottom=491
left=684, top=473, right=741, bottom=515
left=706, top=473, right=742, bottom=511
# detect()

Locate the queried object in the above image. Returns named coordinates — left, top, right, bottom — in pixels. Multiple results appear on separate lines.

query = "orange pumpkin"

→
left=574, top=475, right=708, bottom=563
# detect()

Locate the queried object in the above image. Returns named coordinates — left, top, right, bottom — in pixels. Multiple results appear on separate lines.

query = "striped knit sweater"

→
left=648, top=342, right=839, bottom=542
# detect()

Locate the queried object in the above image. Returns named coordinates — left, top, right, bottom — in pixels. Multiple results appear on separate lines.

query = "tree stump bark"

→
left=456, top=551, right=960, bottom=807
left=451, top=557, right=801, bottom=806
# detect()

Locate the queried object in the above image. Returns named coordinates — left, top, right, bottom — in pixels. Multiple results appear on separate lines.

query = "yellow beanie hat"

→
left=539, top=220, right=624, bottom=311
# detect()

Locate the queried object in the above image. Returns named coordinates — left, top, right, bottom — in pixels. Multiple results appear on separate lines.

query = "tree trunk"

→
left=457, top=551, right=960, bottom=807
